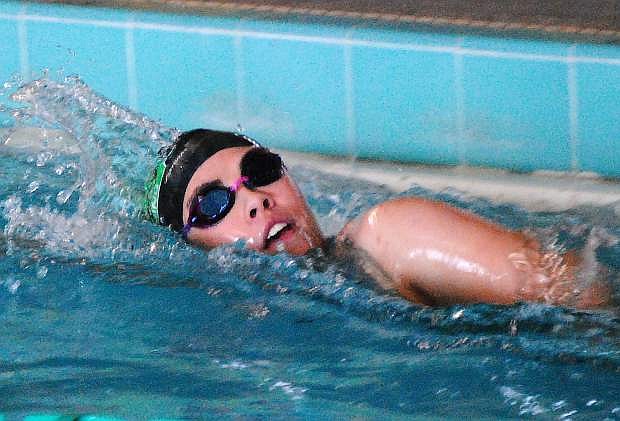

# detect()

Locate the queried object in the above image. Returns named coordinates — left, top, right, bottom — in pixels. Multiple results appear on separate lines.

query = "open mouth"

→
left=265, top=222, right=293, bottom=250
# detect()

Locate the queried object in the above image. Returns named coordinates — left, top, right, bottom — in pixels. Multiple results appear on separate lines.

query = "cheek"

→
left=270, top=178, right=307, bottom=209
left=188, top=217, right=250, bottom=248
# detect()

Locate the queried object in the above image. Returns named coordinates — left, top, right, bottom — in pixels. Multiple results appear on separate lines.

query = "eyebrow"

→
left=186, top=179, right=223, bottom=212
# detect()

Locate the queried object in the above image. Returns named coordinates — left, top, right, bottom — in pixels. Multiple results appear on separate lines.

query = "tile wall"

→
left=1, top=1, right=619, bottom=176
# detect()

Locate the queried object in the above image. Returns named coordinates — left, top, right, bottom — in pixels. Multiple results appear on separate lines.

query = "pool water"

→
left=1, top=75, right=619, bottom=419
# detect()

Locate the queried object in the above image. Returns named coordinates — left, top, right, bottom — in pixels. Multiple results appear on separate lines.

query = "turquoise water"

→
left=1, top=76, right=620, bottom=419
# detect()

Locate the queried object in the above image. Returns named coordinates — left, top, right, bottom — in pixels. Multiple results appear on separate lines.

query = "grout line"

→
left=124, top=16, right=139, bottom=110
left=567, top=45, right=579, bottom=172
left=1, top=12, right=620, bottom=66
left=454, top=37, right=466, bottom=165
left=460, top=47, right=563, bottom=62
left=343, top=30, right=356, bottom=160
left=16, top=8, right=30, bottom=81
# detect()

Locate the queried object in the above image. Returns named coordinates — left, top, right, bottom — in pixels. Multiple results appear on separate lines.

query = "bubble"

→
left=36, top=266, right=48, bottom=279
left=559, top=410, right=578, bottom=419
left=247, top=303, right=270, bottom=319
left=552, top=400, right=567, bottom=411
left=451, top=309, right=464, bottom=320
left=519, top=396, right=546, bottom=416
left=334, top=273, right=345, bottom=287
left=5, top=276, right=21, bottom=294
left=100, top=170, right=118, bottom=187
left=36, top=151, right=53, bottom=167
left=268, top=381, right=307, bottom=401
left=26, top=181, right=40, bottom=193
left=56, top=189, right=72, bottom=205
left=220, top=361, right=248, bottom=370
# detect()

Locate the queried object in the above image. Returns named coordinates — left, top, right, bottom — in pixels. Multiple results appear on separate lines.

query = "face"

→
left=182, top=146, right=324, bottom=256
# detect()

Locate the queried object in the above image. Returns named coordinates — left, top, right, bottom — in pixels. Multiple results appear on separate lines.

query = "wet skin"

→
left=183, top=146, right=324, bottom=256
left=338, top=197, right=610, bottom=308
left=183, top=147, right=610, bottom=309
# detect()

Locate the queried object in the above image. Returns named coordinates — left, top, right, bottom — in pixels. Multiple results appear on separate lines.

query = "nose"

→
left=241, top=189, right=273, bottom=221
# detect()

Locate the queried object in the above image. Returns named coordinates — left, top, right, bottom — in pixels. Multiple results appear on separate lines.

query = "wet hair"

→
left=144, top=128, right=256, bottom=231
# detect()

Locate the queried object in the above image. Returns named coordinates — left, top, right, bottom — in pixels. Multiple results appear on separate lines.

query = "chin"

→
left=285, top=243, right=313, bottom=256
left=259, top=240, right=312, bottom=257
left=287, top=233, right=324, bottom=256
left=260, top=223, right=325, bottom=256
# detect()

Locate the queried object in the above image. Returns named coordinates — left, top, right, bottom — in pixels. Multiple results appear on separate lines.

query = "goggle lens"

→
left=192, top=187, right=234, bottom=225
left=241, top=148, right=285, bottom=188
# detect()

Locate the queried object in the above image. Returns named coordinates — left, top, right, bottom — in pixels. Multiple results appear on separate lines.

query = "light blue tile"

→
left=132, top=6, right=244, bottom=31
left=462, top=56, right=571, bottom=171
left=463, top=34, right=570, bottom=58
left=239, top=17, right=352, bottom=40
left=0, top=19, right=19, bottom=82
left=27, top=21, right=128, bottom=105
left=241, top=38, right=347, bottom=153
left=350, top=25, right=461, bottom=49
left=577, top=62, right=620, bottom=177
left=576, top=43, right=620, bottom=61
left=134, top=29, right=236, bottom=130
left=353, top=47, right=458, bottom=164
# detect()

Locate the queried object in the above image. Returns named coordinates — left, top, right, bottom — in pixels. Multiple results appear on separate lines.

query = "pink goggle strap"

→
left=230, top=176, right=249, bottom=192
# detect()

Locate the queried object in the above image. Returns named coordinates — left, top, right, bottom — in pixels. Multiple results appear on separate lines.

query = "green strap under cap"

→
left=143, top=159, right=166, bottom=224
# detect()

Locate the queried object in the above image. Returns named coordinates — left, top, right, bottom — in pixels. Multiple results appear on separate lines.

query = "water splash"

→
left=6, top=76, right=177, bottom=214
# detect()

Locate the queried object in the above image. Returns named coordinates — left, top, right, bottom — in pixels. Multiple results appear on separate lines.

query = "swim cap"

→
left=143, top=128, right=257, bottom=231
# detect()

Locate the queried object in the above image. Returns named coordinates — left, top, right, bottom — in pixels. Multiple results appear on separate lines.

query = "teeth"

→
left=268, top=223, right=288, bottom=240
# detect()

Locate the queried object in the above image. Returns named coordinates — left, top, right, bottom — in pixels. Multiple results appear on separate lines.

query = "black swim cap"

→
left=144, top=129, right=256, bottom=231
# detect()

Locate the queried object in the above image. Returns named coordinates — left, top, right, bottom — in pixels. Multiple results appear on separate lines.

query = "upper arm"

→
left=338, top=197, right=533, bottom=305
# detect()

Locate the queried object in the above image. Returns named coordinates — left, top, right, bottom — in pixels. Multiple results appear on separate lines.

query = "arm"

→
left=338, top=197, right=550, bottom=306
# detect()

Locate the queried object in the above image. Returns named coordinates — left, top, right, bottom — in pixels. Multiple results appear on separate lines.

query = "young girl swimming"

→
left=144, top=128, right=611, bottom=309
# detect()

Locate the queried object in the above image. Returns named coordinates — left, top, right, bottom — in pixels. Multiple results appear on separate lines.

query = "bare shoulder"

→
left=336, top=196, right=454, bottom=303
left=336, top=197, right=436, bottom=279
left=338, top=196, right=464, bottom=242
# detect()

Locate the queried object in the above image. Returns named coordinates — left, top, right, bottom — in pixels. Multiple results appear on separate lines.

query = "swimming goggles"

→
left=182, top=147, right=286, bottom=237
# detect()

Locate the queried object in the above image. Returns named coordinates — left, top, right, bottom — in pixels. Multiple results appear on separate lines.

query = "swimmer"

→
left=144, top=129, right=611, bottom=309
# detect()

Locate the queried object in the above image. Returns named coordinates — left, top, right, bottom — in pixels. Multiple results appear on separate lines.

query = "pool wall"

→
left=1, top=1, right=620, bottom=176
